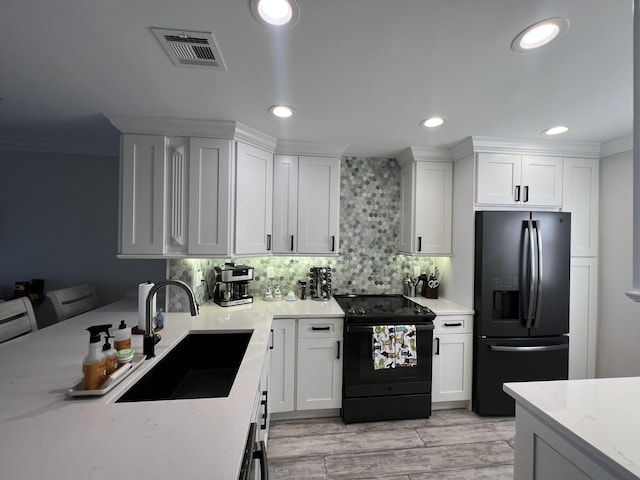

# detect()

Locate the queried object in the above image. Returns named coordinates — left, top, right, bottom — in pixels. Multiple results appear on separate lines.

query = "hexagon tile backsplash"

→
left=167, top=157, right=449, bottom=311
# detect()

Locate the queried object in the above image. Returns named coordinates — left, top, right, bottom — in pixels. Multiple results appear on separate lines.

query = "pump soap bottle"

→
left=102, top=334, right=118, bottom=376
left=114, top=320, right=131, bottom=351
left=82, top=324, right=111, bottom=390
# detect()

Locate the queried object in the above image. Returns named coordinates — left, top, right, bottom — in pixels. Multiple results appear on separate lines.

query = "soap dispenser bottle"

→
left=82, top=324, right=110, bottom=390
left=102, top=334, right=118, bottom=376
left=113, top=320, right=131, bottom=351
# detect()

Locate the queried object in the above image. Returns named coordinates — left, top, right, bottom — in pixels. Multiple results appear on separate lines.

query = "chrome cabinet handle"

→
left=312, top=326, right=331, bottom=331
left=417, top=236, right=422, bottom=252
left=524, top=185, right=529, bottom=202
left=290, top=235, right=294, bottom=251
left=331, top=235, right=336, bottom=252
left=336, top=340, right=340, bottom=360
left=266, top=234, right=272, bottom=251
left=515, top=185, right=521, bottom=202
left=443, top=322, right=462, bottom=327
left=435, top=337, right=440, bottom=355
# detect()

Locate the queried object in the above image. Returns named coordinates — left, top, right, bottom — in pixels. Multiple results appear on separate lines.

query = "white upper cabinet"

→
left=120, top=134, right=167, bottom=255
left=476, top=153, right=563, bottom=207
left=272, top=155, right=299, bottom=253
left=111, top=118, right=278, bottom=257
left=562, top=158, right=599, bottom=257
left=188, top=138, right=233, bottom=256
left=398, top=148, right=453, bottom=256
left=273, top=154, right=341, bottom=255
left=235, top=143, right=273, bottom=255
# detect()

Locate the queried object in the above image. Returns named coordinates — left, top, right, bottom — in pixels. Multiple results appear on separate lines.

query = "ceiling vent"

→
left=151, top=27, right=227, bottom=70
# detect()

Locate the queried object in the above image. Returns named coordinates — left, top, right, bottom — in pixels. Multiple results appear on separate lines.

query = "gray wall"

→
left=0, top=149, right=166, bottom=327
left=597, top=148, right=640, bottom=377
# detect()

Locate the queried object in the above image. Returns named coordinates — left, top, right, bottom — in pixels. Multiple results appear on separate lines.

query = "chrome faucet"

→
left=142, top=279, right=199, bottom=358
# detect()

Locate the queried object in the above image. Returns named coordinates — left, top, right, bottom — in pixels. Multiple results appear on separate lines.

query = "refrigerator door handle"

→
left=489, top=344, right=568, bottom=353
left=533, top=220, right=543, bottom=328
left=526, top=219, right=537, bottom=328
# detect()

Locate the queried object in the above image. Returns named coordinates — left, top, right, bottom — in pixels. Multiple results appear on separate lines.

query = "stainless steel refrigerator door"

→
left=472, top=336, right=569, bottom=416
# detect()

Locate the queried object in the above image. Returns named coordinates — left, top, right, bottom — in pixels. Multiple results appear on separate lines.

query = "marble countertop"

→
left=504, top=377, right=640, bottom=479
left=411, top=296, right=474, bottom=315
left=0, top=296, right=344, bottom=480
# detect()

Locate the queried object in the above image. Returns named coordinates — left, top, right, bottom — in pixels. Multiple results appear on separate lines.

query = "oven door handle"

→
left=346, top=324, right=433, bottom=333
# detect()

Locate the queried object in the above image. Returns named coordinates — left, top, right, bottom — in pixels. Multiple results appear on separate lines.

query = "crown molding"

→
left=396, top=146, right=452, bottom=168
left=104, top=115, right=277, bottom=152
left=451, top=136, right=602, bottom=161
left=600, top=134, right=633, bottom=158
left=0, top=136, right=118, bottom=156
left=275, top=140, right=349, bottom=157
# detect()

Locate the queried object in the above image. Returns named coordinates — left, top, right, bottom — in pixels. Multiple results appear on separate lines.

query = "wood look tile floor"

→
left=268, top=409, right=515, bottom=479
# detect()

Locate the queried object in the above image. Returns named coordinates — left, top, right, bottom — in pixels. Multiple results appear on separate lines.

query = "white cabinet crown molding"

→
left=397, top=146, right=452, bottom=169
left=451, top=136, right=601, bottom=162
left=104, top=115, right=277, bottom=152
left=275, top=140, right=349, bottom=157
left=600, top=134, right=632, bottom=158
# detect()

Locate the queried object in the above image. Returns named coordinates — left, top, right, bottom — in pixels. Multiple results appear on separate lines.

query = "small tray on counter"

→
left=67, top=354, right=146, bottom=397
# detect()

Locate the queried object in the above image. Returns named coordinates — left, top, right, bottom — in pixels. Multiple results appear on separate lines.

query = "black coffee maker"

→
left=213, top=263, right=254, bottom=307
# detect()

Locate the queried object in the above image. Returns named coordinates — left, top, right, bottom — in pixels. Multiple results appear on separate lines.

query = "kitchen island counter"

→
left=0, top=296, right=344, bottom=480
left=505, top=377, right=640, bottom=480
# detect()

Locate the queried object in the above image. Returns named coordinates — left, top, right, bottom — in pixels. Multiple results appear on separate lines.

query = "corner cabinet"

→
left=397, top=148, right=453, bottom=255
left=476, top=153, right=563, bottom=207
left=235, top=143, right=273, bottom=255
left=272, top=155, right=341, bottom=255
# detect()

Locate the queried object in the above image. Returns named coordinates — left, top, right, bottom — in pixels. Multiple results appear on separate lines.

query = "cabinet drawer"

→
left=433, top=315, right=472, bottom=334
left=298, top=318, right=343, bottom=339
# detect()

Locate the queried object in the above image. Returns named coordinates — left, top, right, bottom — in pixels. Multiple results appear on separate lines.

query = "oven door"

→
left=343, top=321, right=433, bottom=398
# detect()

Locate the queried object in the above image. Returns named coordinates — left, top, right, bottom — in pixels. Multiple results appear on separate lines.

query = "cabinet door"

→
left=164, top=137, right=189, bottom=255
left=297, top=156, right=340, bottom=254
left=415, top=162, right=452, bottom=255
left=272, top=155, right=299, bottom=254
left=562, top=158, right=599, bottom=257
left=522, top=155, right=563, bottom=207
left=269, top=319, right=296, bottom=413
left=569, top=257, right=598, bottom=379
left=398, top=166, right=415, bottom=253
left=120, top=134, right=166, bottom=255
left=188, top=138, right=233, bottom=255
left=432, top=333, right=472, bottom=403
left=476, top=153, right=521, bottom=205
left=296, top=337, right=342, bottom=410
left=235, top=143, right=273, bottom=255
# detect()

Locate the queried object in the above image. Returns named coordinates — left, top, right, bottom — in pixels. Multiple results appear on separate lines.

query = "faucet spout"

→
left=142, top=279, right=199, bottom=358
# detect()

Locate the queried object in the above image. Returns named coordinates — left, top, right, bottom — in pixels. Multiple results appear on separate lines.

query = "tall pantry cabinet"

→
left=449, top=137, right=601, bottom=380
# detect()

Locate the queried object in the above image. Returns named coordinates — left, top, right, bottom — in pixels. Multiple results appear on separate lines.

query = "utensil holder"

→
left=423, top=286, right=439, bottom=299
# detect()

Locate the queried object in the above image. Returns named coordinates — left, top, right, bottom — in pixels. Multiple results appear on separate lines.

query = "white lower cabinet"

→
left=569, top=257, right=598, bottom=379
left=269, top=319, right=296, bottom=414
left=268, top=317, right=343, bottom=415
left=431, top=315, right=473, bottom=404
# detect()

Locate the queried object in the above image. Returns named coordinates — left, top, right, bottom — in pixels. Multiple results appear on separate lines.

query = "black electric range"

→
left=333, top=294, right=436, bottom=423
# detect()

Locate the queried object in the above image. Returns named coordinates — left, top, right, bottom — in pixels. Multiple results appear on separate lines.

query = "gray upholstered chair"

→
left=46, top=284, right=97, bottom=321
left=0, top=297, right=38, bottom=343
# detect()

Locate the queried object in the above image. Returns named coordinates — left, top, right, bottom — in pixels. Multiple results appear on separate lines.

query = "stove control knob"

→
left=348, top=307, right=356, bottom=315
left=414, top=306, right=422, bottom=314
left=358, top=307, right=366, bottom=315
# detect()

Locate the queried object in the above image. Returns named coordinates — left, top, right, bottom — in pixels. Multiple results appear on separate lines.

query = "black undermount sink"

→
left=116, top=331, right=252, bottom=403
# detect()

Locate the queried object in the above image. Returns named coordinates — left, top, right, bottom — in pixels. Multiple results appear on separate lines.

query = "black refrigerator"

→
left=472, top=211, right=571, bottom=416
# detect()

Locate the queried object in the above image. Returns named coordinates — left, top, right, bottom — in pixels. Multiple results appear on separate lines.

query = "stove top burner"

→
left=334, top=294, right=435, bottom=320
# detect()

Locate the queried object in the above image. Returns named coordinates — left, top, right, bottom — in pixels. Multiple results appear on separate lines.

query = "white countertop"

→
left=410, top=296, right=474, bottom=315
left=0, top=296, right=344, bottom=480
left=504, top=377, right=640, bottom=479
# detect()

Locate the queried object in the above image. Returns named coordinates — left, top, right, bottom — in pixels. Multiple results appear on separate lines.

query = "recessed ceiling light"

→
left=511, top=18, right=569, bottom=52
left=269, top=105, right=294, bottom=118
left=420, top=116, right=446, bottom=128
left=541, top=125, right=569, bottom=136
left=250, top=0, right=300, bottom=27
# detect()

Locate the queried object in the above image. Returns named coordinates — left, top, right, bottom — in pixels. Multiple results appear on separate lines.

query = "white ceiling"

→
left=0, top=0, right=633, bottom=158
